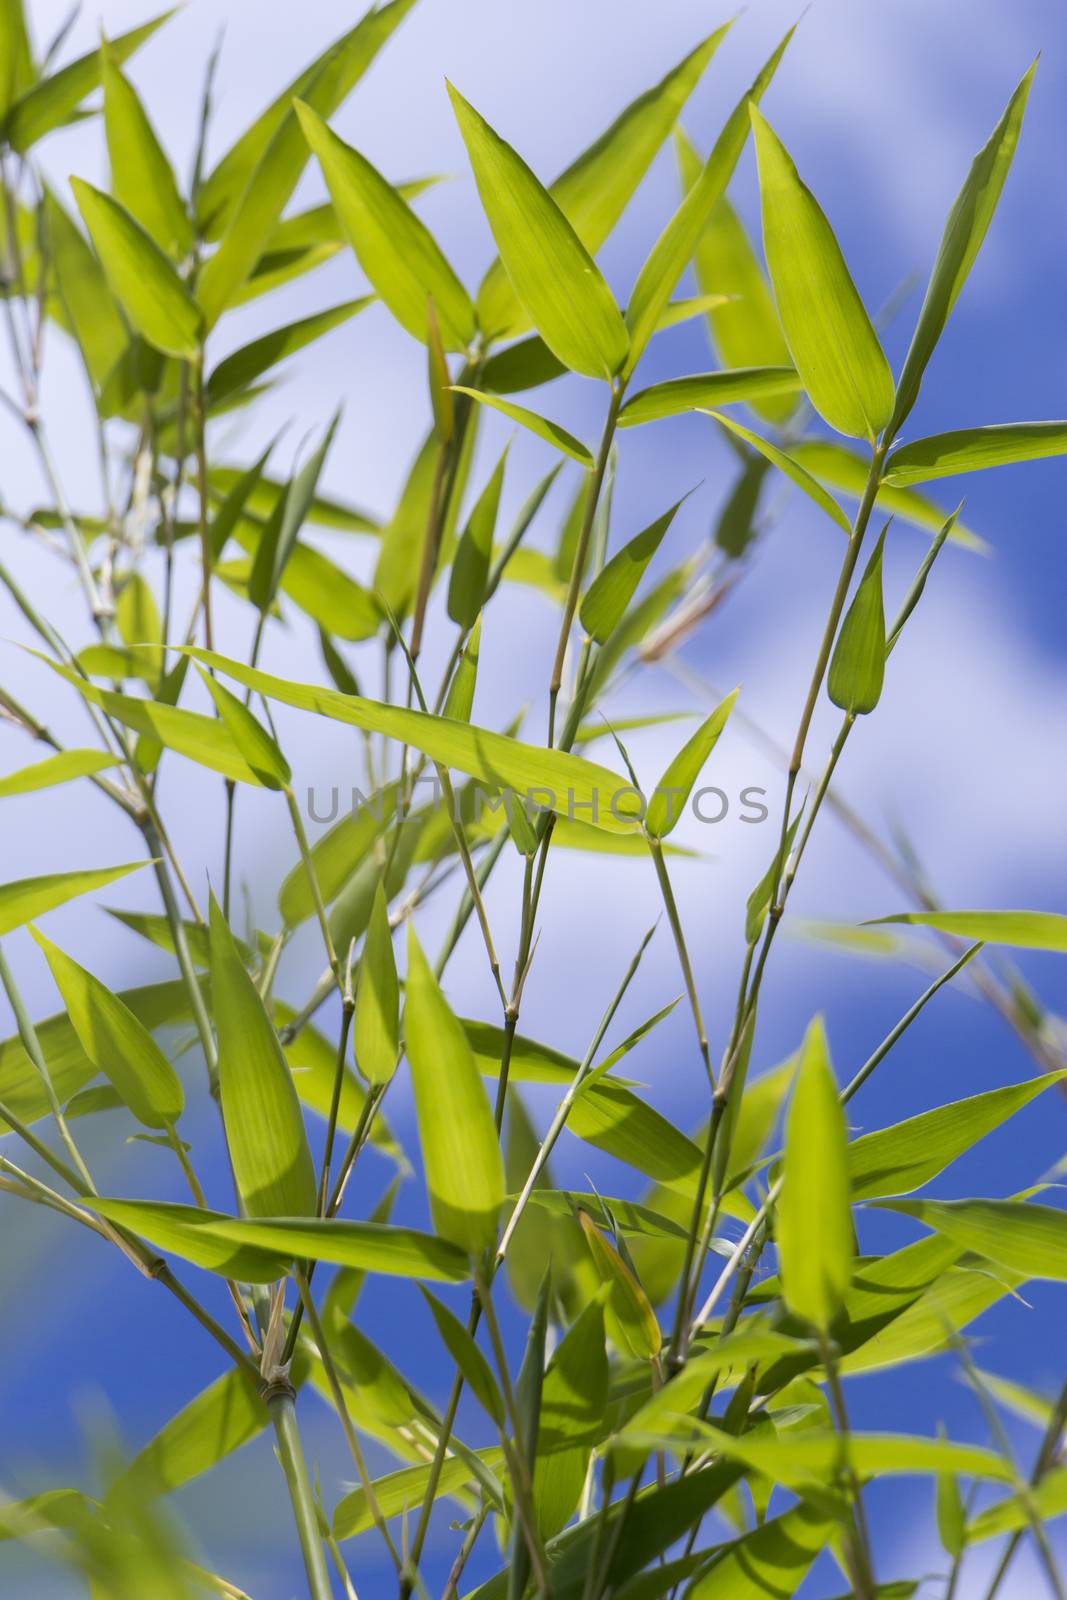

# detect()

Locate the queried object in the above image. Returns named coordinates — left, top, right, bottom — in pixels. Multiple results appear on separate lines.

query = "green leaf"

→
left=295, top=100, right=475, bottom=352
left=0, top=749, right=116, bottom=798
left=184, top=648, right=645, bottom=835
left=533, top=1298, right=608, bottom=1538
left=248, top=412, right=340, bottom=611
left=645, top=686, right=737, bottom=838
left=30, top=928, right=183, bottom=1129
left=197, top=669, right=291, bottom=790
left=580, top=496, right=685, bottom=643
left=790, top=440, right=985, bottom=550
left=403, top=926, right=505, bottom=1254
left=101, top=41, right=191, bottom=257
left=90, top=1198, right=468, bottom=1283
left=195, top=0, right=418, bottom=241
left=695, top=1424, right=1013, bottom=1486
left=827, top=525, right=887, bottom=715
left=687, top=1500, right=834, bottom=1600
left=0, top=861, right=150, bottom=937
left=936, top=1458, right=967, bottom=1559
left=476, top=29, right=731, bottom=341
left=116, top=573, right=164, bottom=685
left=442, top=614, right=481, bottom=722
left=624, top=27, right=794, bottom=376
left=333, top=1448, right=504, bottom=1541
left=0, top=0, right=33, bottom=119
left=876, top=1197, right=1067, bottom=1281
left=121, top=1368, right=268, bottom=1499
left=206, top=298, right=370, bottom=406
left=578, top=1211, right=661, bottom=1360
left=71, top=178, right=201, bottom=359
left=209, top=894, right=316, bottom=1219
left=968, top=1470, right=1067, bottom=1544
left=745, top=811, right=803, bottom=947
left=709, top=412, right=851, bottom=533
left=850, top=1071, right=1067, bottom=1199
left=42, top=188, right=129, bottom=391
left=778, top=1016, right=852, bottom=1329
left=210, top=464, right=377, bottom=534
left=751, top=104, right=894, bottom=440
left=449, top=388, right=592, bottom=465
left=892, top=63, right=1036, bottom=433
left=866, top=909, right=1067, bottom=951
left=419, top=1287, right=505, bottom=1425
left=353, top=882, right=400, bottom=1085
left=448, top=447, right=507, bottom=629
left=971, top=1367, right=1057, bottom=1431
left=619, top=367, right=801, bottom=428
left=884, top=422, right=1067, bottom=486
left=279, top=783, right=399, bottom=927
left=448, top=82, right=628, bottom=379
left=5, top=11, right=172, bottom=152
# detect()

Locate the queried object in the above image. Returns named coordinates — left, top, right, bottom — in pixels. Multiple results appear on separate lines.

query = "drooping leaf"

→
left=827, top=525, right=887, bottom=715
left=420, top=1287, right=505, bottom=1425
left=645, top=686, right=738, bottom=838
left=184, top=648, right=645, bottom=835
left=101, top=40, right=191, bottom=257
left=120, top=1368, right=268, bottom=1500
left=778, top=1016, right=852, bottom=1329
left=449, top=387, right=592, bottom=465
left=624, top=27, right=794, bottom=375
left=580, top=496, right=685, bottom=643
left=884, top=422, right=1067, bottom=486
left=578, top=1211, right=661, bottom=1360
left=686, top=1499, right=835, bottom=1599
left=866, top=909, right=1067, bottom=952
left=198, top=669, right=291, bottom=790
left=448, top=82, right=628, bottom=379
left=891, top=63, right=1036, bottom=432
left=71, top=178, right=201, bottom=359
left=209, top=894, right=317, bottom=1219
left=751, top=104, right=894, bottom=439
left=30, top=928, right=183, bottom=1129
left=5, top=11, right=172, bottom=152
left=403, top=926, right=505, bottom=1254
left=618, top=366, right=801, bottom=428
left=533, top=1297, right=608, bottom=1538
left=876, top=1197, right=1067, bottom=1282
left=206, top=298, right=370, bottom=405
left=353, top=882, right=400, bottom=1085
left=333, top=1448, right=504, bottom=1542
left=295, top=100, right=475, bottom=351
left=709, top=412, right=851, bottom=533
left=448, top=447, right=507, bottom=629
left=0, top=749, right=116, bottom=798
left=790, top=440, right=985, bottom=549
left=0, top=861, right=150, bottom=937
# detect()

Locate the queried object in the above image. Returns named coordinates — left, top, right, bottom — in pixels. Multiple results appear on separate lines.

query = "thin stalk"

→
left=286, top=785, right=341, bottom=982
left=442, top=1502, right=490, bottom=1600
left=820, top=1330, right=877, bottom=1600
left=647, top=834, right=713, bottom=1085
left=265, top=1385, right=334, bottom=1600
left=192, top=353, right=214, bottom=650
left=982, top=1367, right=1067, bottom=1600
left=141, top=815, right=219, bottom=1096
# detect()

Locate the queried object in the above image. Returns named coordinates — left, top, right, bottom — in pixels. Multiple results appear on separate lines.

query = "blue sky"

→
left=1, top=1, right=1065, bottom=1595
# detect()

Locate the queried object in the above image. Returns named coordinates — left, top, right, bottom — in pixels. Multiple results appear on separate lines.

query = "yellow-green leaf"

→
left=827, top=525, right=887, bottom=715
left=866, top=909, right=1067, bottom=952
left=448, top=447, right=507, bottom=629
left=403, top=926, right=504, bottom=1254
left=0, top=861, right=150, bottom=937
left=884, top=422, right=1067, bottom=486
left=30, top=928, right=183, bottom=1128
left=709, top=411, right=851, bottom=533
left=790, top=440, right=985, bottom=549
left=0, top=749, right=116, bottom=798
left=448, top=82, right=628, bottom=379
left=778, top=1016, right=852, bottom=1329
left=206, top=298, right=370, bottom=406
left=420, top=1286, right=505, bottom=1425
left=877, top=1198, right=1067, bottom=1282
left=751, top=105, right=894, bottom=440
left=449, top=387, right=592, bottom=465
left=295, top=100, right=475, bottom=352
left=71, top=178, right=201, bottom=359
left=580, top=496, right=684, bottom=643
left=645, top=686, right=737, bottom=838
left=101, top=41, right=191, bottom=257
left=5, top=11, right=172, bottom=152
left=42, top=188, right=129, bottom=390
left=198, top=668, right=291, bottom=790
left=618, top=367, right=801, bottom=428
left=578, top=1211, right=660, bottom=1360
left=353, top=882, right=399, bottom=1085
left=210, top=894, right=316, bottom=1218
left=442, top=615, right=481, bottom=723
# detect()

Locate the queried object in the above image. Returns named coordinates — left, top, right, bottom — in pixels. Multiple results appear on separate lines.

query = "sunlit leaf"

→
left=645, top=686, right=737, bottom=838
left=353, top=882, right=400, bottom=1085
left=420, top=1286, right=505, bottom=1425
left=0, top=861, right=150, bottom=937
left=5, top=12, right=172, bottom=152
left=71, top=178, right=201, bottom=359
left=450, top=387, right=592, bottom=465
left=790, top=440, right=985, bottom=549
left=778, top=1016, right=852, bottom=1329
left=709, top=411, right=851, bottom=533
left=0, top=749, right=116, bottom=798
left=827, top=525, right=887, bottom=714
left=101, top=40, right=191, bottom=257
left=580, top=496, right=685, bottom=643
left=884, top=422, right=1067, bottom=486
left=876, top=1197, right=1067, bottom=1281
left=448, top=447, right=507, bottom=629
left=206, top=298, right=370, bottom=405
left=619, top=367, right=800, bottom=428
left=578, top=1210, right=661, bottom=1359
left=866, top=909, right=1067, bottom=952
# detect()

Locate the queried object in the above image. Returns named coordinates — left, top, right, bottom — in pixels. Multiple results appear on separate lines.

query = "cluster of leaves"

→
left=1, top=4, right=1065, bottom=1598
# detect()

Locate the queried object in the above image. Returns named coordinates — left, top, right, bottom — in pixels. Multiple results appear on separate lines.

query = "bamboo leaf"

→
left=426, top=298, right=454, bottom=439
left=876, top=1198, right=1067, bottom=1281
left=778, top=1016, right=852, bottom=1329
left=477, top=29, right=731, bottom=340
left=867, top=909, right=1067, bottom=951
left=580, top=496, right=685, bottom=643
left=827, top=525, right=887, bottom=715
left=333, top=1448, right=504, bottom=1541
left=686, top=1498, right=834, bottom=1599
left=90, top=1198, right=468, bottom=1283
left=448, top=82, right=628, bottom=379
left=403, top=926, right=505, bottom=1254
left=41, top=188, right=129, bottom=391
left=206, top=298, right=370, bottom=406
left=695, top=1425, right=1013, bottom=1486
left=645, top=686, right=738, bottom=839
left=121, top=1368, right=268, bottom=1499
left=709, top=412, right=851, bottom=533
left=442, top=615, right=481, bottom=723
left=353, top=882, right=399, bottom=1085
left=248, top=412, right=340, bottom=611
left=578, top=1211, right=661, bottom=1359
left=936, top=1460, right=967, bottom=1559
left=624, top=27, right=795, bottom=376
left=197, top=669, right=291, bottom=790
left=751, top=105, right=894, bottom=440
left=183, top=648, right=645, bottom=835
left=0, top=749, right=116, bottom=798
left=892, top=63, right=1036, bottom=432
left=850, top=1071, right=1067, bottom=1199
left=419, top=1287, right=505, bottom=1425
left=0, top=861, right=150, bottom=937
left=449, top=387, right=592, bottom=465
left=71, top=178, right=202, bottom=359
left=884, top=422, right=1067, bottom=486
left=115, top=573, right=164, bottom=685
left=210, top=464, right=377, bottom=535
left=5, top=12, right=172, bottom=151
left=790, top=440, right=985, bottom=549
left=0, top=0, right=33, bottom=119
left=618, top=367, right=801, bottom=427
left=295, top=100, right=475, bottom=352
left=967, top=1470, right=1067, bottom=1544
left=30, top=928, right=183, bottom=1129
left=209, top=894, right=317, bottom=1218
left=101, top=40, right=191, bottom=257
left=448, top=447, right=507, bottom=629
left=533, top=1298, right=608, bottom=1538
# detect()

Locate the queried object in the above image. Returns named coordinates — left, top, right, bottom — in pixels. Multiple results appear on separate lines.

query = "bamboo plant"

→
left=1, top=4, right=1065, bottom=1597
